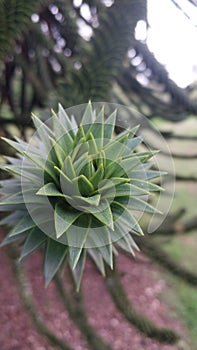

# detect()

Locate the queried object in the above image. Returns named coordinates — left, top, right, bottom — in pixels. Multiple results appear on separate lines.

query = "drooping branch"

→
left=136, top=237, right=197, bottom=287
left=7, top=245, right=75, bottom=350
left=54, top=274, right=113, bottom=350
left=105, top=263, right=180, bottom=344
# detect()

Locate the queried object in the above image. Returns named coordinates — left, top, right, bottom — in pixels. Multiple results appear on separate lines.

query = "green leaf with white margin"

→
left=127, top=197, right=162, bottom=214
left=102, top=182, right=148, bottom=199
left=52, top=109, right=74, bottom=143
left=103, top=109, right=117, bottom=142
left=74, top=124, right=86, bottom=145
left=55, top=203, right=82, bottom=238
left=49, top=136, right=66, bottom=167
left=112, top=222, right=135, bottom=255
left=128, top=179, right=163, bottom=192
left=114, top=221, right=140, bottom=251
left=112, top=201, right=143, bottom=235
left=58, top=104, right=75, bottom=138
left=1, top=165, right=39, bottom=183
left=73, top=174, right=94, bottom=196
left=123, top=136, right=142, bottom=155
left=54, top=166, right=78, bottom=196
left=98, top=177, right=130, bottom=193
left=104, top=130, right=129, bottom=160
left=81, top=101, right=94, bottom=130
left=71, top=249, right=87, bottom=291
left=73, top=152, right=89, bottom=176
left=0, top=231, right=28, bottom=247
left=80, top=160, right=94, bottom=179
left=32, top=114, right=55, bottom=152
left=127, top=124, right=140, bottom=137
left=89, top=164, right=104, bottom=189
left=0, top=192, right=23, bottom=205
left=91, top=199, right=114, bottom=230
left=87, top=226, right=113, bottom=268
left=62, top=156, right=76, bottom=179
left=22, top=151, right=59, bottom=186
left=71, top=141, right=89, bottom=162
left=20, top=228, right=47, bottom=261
left=36, top=183, right=64, bottom=197
left=70, top=194, right=101, bottom=208
left=87, top=132, right=99, bottom=155
left=44, top=239, right=68, bottom=286
left=9, top=214, right=36, bottom=237
left=1, top=137, right=30, bottom=155
left=130, top=169, right=167, bottom=180
left=0, top=204, right=26, bottom=211
left=88, top=248, right=105, bottom=276
left=88, top=107, right=104, bottom=150
left=0, top=211, right=24, bottom=226
left=67, top=219, right=90, bottom=269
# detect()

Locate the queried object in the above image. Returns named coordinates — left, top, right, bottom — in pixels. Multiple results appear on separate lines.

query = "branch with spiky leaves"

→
left=0, top=102, right=162, bottom=290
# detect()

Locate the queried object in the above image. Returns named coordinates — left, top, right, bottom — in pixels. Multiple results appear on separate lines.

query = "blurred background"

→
left=0, top=1, right=197, bottom=349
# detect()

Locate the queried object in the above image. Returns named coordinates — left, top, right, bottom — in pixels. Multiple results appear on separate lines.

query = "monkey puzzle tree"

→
left=0, top=0, right=197, bottom=349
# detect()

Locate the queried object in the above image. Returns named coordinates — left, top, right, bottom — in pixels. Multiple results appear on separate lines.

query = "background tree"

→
left=0, top=0, right=197, bottom=349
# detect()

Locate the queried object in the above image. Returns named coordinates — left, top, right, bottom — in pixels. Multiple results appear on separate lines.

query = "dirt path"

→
left=0, top=229, right=187, bottom=350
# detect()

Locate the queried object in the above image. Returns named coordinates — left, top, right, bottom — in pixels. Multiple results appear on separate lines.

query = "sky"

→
left=146, top=0, right=197, bottom=87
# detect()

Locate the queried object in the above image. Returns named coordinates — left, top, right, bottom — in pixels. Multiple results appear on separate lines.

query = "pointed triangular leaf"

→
left=128, top=179, right=163, bottom=192
left=104, top=110, right=117, bottom=142
left=63, top=156, right=76, bottom=179
left=54, top=166, right=78, bottom=196
left=71, top=194, right=101, bottom=208
left=112, top=201, right=143, bottom=235
left=1, top=137, right=28, bottom=155
left=98, top=177, right=130, bottom=193
left=89, top=164, right=104, bottom=189
left=87, top=132, right=99, bottom=154
left=88, top=248, right=105, bottom=276
left=127, top=197, right=162, bottom=214
left=104, top=131, right=129, bottom=160
left=0, top=231, right=29, bottom=247
left=67, top=222, right=90, bottom=269
left=81, top=101, right=94, bottom=126
left=20, top=228, right=46, bottom=261
left=55, top=203, right=82, bottom=238
left=58, top=104, right=75, bottom=137
left=71, top=248, right=87, bottom=291
left=112, top=222, right=135, bottom=254
left=92, top=200, right=114, bottom=230
left=74, top=175, right=94, bottom=197
left=87, top=226, right=113, bottom=268
left=88, top=107, right=104, bottom=149
left=0, top=211, right=24, bottom=226
left=36, top=183, right=63, bottom=197
left=123, top=136, right=142, bottom=155
left=9, top=214, right=36, bottom=237
left=44, top=239, right=68, bottom=286
left=71, top=141, right=89, bottom=162
left=49, top=136, right=66, bottom=167
left=32, top=114, right=55, bottom=152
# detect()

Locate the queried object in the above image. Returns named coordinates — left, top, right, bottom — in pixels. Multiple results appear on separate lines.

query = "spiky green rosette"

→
left=0, top=103, right=162, bottom=289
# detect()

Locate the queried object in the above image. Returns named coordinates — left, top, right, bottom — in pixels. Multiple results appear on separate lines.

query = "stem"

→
left=105, top=264, right=180, bottom=344
left=136, top=237, right=197, bottom=286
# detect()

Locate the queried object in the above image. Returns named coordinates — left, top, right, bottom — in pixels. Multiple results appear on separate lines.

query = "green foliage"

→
left=60, top=0, right=147, bottom=105
left=0, top=102, right=162, bottom=289
left=0, top=0, right=51, bottom=60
